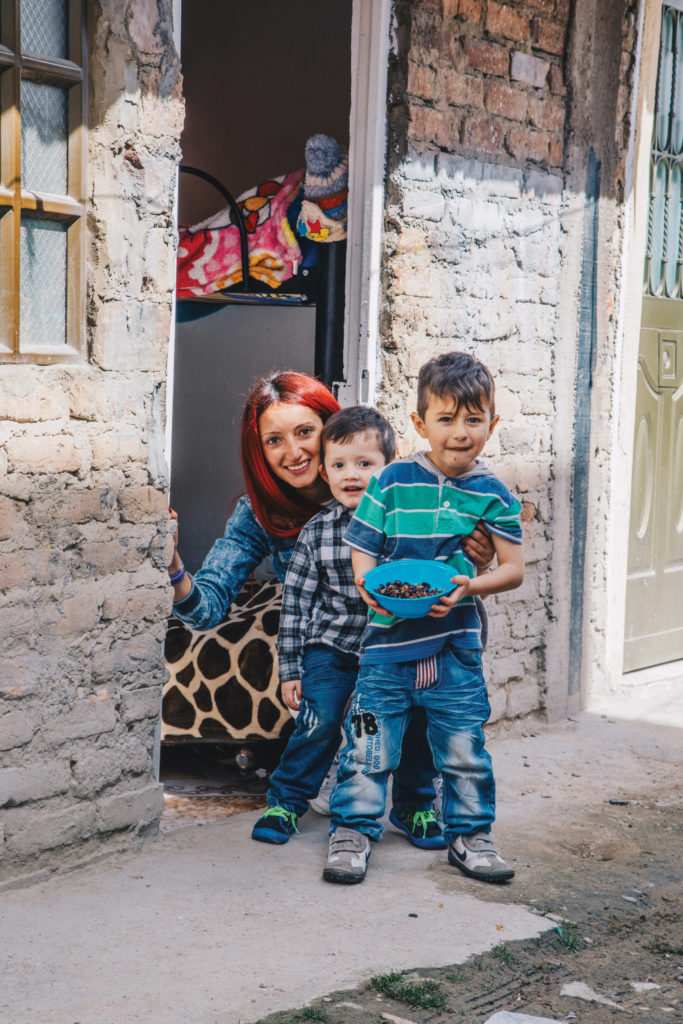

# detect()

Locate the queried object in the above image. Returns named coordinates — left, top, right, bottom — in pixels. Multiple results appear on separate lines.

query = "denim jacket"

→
left=172, top=495, right=297, bottom=631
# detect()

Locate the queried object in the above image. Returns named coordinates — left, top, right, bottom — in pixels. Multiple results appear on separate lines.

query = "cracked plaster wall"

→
left=0, top=0, right=183, bottom=886
left=376, top=0, right=640, bottom=722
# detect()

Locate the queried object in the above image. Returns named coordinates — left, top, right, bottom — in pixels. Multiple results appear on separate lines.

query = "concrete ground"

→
left=1, top=694, right=681, bottom=1024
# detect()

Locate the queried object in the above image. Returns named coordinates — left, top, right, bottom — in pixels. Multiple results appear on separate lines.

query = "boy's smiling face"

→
left=411, top=393, right=499, bottom=477
left=320, top=431, right=387, bottom=509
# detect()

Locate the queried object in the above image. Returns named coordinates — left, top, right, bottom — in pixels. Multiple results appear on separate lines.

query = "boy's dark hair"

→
left=321, top=405, right=396, bottom=463
left=417, top=351, right=496, bottom=420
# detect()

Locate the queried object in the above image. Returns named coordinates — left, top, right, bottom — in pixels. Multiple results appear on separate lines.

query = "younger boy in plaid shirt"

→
left=251, top=406, right=443, bottom=847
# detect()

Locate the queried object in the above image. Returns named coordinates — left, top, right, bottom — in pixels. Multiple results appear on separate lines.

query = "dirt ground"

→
left=254, top=795, right=682, bottom=1024
left=4, top=710, right=678, bottom=1024
left=161, top=712, right=682, bottom=1024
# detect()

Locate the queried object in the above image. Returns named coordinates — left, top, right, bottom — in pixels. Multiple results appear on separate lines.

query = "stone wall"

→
left=0, top=1, right=183, bottom=885
left=378, top=0, right=571, bottom=721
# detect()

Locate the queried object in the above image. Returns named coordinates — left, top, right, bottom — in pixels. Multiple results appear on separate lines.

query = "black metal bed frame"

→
left=178, top=164, right=345, bottom=387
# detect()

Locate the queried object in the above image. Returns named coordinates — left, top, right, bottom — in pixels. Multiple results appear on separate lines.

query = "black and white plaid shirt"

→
left=277, top=501, right=368, bottom=682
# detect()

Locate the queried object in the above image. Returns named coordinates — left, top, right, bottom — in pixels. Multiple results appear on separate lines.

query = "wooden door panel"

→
left=625, top=327, right=683, bottom=671
left=626, top=334, right=661, bottom=578
left=624, top=4, right=683, bottom=671
left=662, top=381, right=683, bottom=567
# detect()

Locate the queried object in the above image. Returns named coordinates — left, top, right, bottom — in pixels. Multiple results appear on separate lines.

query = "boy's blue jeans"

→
left=267, top=644, right=437, bottom=818
left=329, top=645, right=495, bottom=843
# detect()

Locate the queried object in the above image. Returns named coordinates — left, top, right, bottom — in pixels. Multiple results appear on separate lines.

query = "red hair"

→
left=241, top=371, right=340, bottom=538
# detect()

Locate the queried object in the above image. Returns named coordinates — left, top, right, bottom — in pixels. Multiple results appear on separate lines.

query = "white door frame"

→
left=164, top=0, right=182, bottom=467
left=340, top=0, right=392, bottom=406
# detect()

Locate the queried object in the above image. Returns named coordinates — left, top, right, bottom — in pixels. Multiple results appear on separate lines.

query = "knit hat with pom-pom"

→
left=303, top=134, right=348, bottom=221
left=298, top=134, right=348, bottom=242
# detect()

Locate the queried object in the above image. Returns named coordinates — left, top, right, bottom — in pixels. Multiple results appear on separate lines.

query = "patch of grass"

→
left=445, top=968, right=464, bottom=983
left=369, top=970, right=448, bottom=1011
left=300, top=1010, right=328, bottom=1023
left=490, top=941, right=516, bottom=965
left=534, top=903, right=557, bottom=916
left=556, top=920, right=585, bottom=952
left=471, top=954, right=485, bottom=971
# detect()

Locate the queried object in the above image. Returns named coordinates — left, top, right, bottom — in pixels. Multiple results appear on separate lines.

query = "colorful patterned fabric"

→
left=176, top=169, right=304, bottom=298
left=344, top=452, right=522, bottom=664
left=297, top=198, right=347, bottom=242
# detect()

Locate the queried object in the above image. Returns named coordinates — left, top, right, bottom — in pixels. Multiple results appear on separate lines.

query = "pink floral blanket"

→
left=176, top=169, right=304, bottom=298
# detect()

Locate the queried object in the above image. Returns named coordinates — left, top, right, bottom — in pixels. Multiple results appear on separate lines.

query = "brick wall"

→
left=0, top=0, right=183, bottom=885
left=378, top=0, right=573, bottom=721
left=401, top=0, right=568, bottom=168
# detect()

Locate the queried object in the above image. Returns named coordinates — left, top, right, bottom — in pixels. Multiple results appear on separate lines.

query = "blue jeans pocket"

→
left=446, top=646, right=482, bottom=670
left=438, top=646, right=488, bottom=714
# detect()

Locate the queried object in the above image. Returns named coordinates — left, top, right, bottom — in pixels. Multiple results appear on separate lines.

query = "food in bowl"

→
left=375, top=580, right=442, bottom=599
left=363, top=559, right=457, bottom=619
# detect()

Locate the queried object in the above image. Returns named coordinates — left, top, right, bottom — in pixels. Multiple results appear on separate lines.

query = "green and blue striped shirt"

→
left=344, top=452, right=522, bottom=664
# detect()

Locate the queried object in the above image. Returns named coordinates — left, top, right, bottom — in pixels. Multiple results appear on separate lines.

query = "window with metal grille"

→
left=0, top=0, right=85, bottom=361
left=646, top=0, right=683, bottom=298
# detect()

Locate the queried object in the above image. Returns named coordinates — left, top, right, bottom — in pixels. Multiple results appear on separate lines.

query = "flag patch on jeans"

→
left=416, top=655, right=437, bottom=688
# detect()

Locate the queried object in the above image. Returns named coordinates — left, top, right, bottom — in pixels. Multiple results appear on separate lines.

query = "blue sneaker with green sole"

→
left=251, top=805, right=299, bottom=845
left=389, top=808, right=447, bottom=849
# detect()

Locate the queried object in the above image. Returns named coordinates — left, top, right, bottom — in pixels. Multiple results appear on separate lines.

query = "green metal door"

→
left=624, top=2, right=683, bottom=672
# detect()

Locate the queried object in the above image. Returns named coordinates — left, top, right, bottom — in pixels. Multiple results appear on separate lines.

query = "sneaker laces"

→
left=261, top=805, right=299, bottom=833
left=410, top=809, right=440, bottom=837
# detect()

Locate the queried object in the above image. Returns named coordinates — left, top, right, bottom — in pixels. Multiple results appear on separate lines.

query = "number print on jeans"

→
left=351, top=711, right=378, bottom=738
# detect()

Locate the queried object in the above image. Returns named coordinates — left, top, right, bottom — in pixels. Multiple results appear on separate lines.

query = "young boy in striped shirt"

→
left=323, top=351, right=524, bottom=885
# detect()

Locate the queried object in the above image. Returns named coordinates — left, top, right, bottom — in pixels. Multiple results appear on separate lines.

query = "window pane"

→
left=21, top=0, right=68, bottom=59
left=20, top=218, right=67, bottom=346
left=673, top=16, right=683, bottom=155
left=656, top=11, right=675, bottom=152
left=21, top=80, right=68, bottom=194
left=649, top=159, right=668, bottom=295
left=666, top=162, right=683, bottom=296
left=0, top=210, right=13, bottom=350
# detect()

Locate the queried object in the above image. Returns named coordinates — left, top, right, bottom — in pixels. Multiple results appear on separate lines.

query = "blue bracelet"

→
left=169, top=564, right=186, bottom=585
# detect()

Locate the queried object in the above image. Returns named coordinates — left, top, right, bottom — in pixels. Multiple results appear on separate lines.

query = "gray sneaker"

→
left=448, top=832, right=515, bottom=883
left=323, top=827, right=371, bottom=885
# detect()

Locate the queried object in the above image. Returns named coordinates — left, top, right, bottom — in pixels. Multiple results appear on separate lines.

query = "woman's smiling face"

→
left=258, top=402, right=326, bottom=499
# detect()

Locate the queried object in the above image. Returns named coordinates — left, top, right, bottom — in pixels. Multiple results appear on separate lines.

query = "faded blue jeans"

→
left=329, top=645, right=495, bottom=842
left=267, top=645, right=436, bottom=818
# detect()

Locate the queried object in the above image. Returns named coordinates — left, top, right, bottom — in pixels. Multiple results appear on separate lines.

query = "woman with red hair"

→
left=168, top=370, right=441, bottom=830
left=169, top=371, right=340, bottom=624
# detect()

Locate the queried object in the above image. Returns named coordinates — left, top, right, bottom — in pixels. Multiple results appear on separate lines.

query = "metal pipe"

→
left=314, top=240, right=347, bottom=388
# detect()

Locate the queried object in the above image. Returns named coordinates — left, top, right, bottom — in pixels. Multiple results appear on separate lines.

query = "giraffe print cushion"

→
left=162, top=578, right=293, bottom=742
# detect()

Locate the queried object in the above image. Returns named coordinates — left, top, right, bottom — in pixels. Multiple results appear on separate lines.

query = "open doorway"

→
left=160, top=2, right=355, bottom=799
left=172, top=0, right=352, bottom=573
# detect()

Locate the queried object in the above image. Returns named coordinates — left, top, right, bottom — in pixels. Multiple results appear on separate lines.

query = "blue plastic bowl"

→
left=364, top=558, right=457, bottom=619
